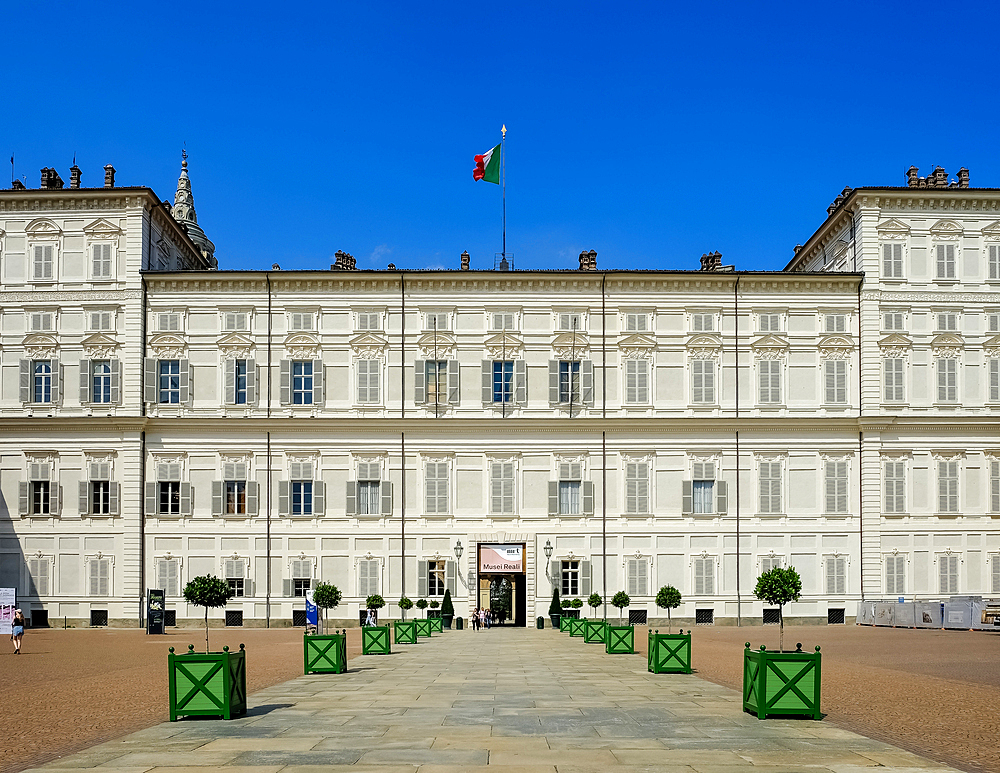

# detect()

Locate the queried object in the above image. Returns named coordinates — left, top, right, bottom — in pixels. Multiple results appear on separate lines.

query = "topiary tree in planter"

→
left=312, top=582, right=342, bottom=634
left=655, top=585, right=682, bottom=633
left=570, top=598, right=583, bottom=610
left=441, top=589, right=455, bottom=628
left=183, top=575, right=233, bottom=653
left=548, top=588, right=562, bottom=626
left=612, top=590, right=631, bottom=625
left=587, top=592, right=602, bottom=619
left=366, top=593, right=385, bottom=623
left=416, top=598, right=428, bottom=618
left=753, top=566, right=802, bottom=652
left=560, top=598, right=572, bottom=609
left=397, top=595, right=413, bottom=619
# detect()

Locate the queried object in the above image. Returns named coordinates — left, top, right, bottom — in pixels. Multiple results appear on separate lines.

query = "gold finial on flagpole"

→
left=501, top=124, right=507, bottom=139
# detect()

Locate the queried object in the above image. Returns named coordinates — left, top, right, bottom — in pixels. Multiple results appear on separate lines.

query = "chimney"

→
left=958, top=167, right=969, bottom=188
left=70, top=165, right=81, bottom=189
left=700, top=251, right=723, bottom=271
left=39, top=168, right=51, bottom=188
left=460, top=251, right=470, bottom=271
left=12, top=179, right=26, bottom=190
left=39, top=168, right=63, bottom=189
left=906, top=166, right=919, bottom=187
left=588, top=250, right=597, bottom=270
left=332, top=250, right=357, bottom=270
left=104, top=164, right=116, bottom=188
left=578, top=249, right=597, bottom=270
left=932, top=166, right=948, bottom=188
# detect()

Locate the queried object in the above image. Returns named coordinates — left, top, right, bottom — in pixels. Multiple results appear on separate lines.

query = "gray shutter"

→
left=548, top=481, right=559, bottom=515
left=49, top=481, right=61, bottom=515
left=145, top=481, right=158, bottom=515
left=110, top=360, right=121, bottom=404
left=581, top=560, right=592, bottom=597
left=345, top=481, right=357, bottom=515
left=417, top=560, right=428, bottom=597
left=179, top=482, right=193, bottom=515
left=19, top=360, right=32, bottom=403
left=548, top=361, right=560, bottom=403
left=178, top=360, right=190, bottom=403
left=414, top=360, right=426, bottom=403
left=553, top=560, right=562, bottom=589
left=278, top=481, right=290, bottom=515
left=280, top=360, right=291, bottom=405
left=582, top=481, right=595, bottom=515
left=581, top=360, right=594, bottom=406
left=18, top=482, right=29, bottom=515
left=144, top=358, right=157, bottom=403
left=447, top=360, right=460, bottom=404
left=212, top=481, right=224, bottom=515
left=80, top=360, right=92, bottom=403
left=313, top=480, right=325, bottom=515
left=50, top=359, right=61, bottom=404
left=682, top=480, right=693, bottom=515
left=716, top=480, right=728, bottom=514
left=110, top=482, right=120, bottom=515
left=446, top=560, right=456, bottom=594
left=246, top=359, right=257, bottom=404
left=381, top=481, right=393, bottom=515
left=515, top=360, right=527, bottom=405
left=482, top=361, right=493, bottom=403
left=246, top=482, right=258, bottom=514
left=224, top=359, right=236, bottom=405
left=79, top=481, right=90, bottom=515
left=312, top=359, right=324, bottom=405
left=283, top=579, right=292, bottom=597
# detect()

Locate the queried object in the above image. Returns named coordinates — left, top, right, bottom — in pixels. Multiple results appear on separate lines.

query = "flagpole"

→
left=501, top=125, right=506, bottom=258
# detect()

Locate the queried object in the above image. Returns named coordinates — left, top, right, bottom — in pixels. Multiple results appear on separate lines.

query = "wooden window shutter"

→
left=312, top=480, right=325, bottom=516
left=177, top=360, right=190, bottom=403
left=581, top=360, right=594, bottom=406
left=224, top=359, right=236, bottom=405
left=417, top=560, right=428, bottom=597
left=447, top=360, right=460, bottom=405
left=481, top=360, right=492, bottom=402
left=245, top=359, right=257, bottom=404
left=413, top=359, right=426, bottom=403
left=716, top=480, right=728, bottom=513
left=143, top=358, right=157, bottom=403
left=682, top=480, right=693, bottom=515
left=548, top=481, right=559, bottom=515
left=280, top=360, right=292, bottom=404
left=79, top=359, right=91, bottom=403
left=582, top=481, right=595, bottom=515
left=79, top=480, right=90, bottom=515
left=446, top=560, right=456, bottom=594
left=212, top=481, right=224, bottom=515
left=514, top=360, right=527, bottom=404
left=345, top=480, right=357, bottom=515
left=278, top=481, right=289, bottom=516
left=49, top=359, right=60, bottom=404
left=548, top=361, right=560, bottom=403
left=19, top=360, right=31, bottom=403
left=179, top=482, right=193, bottom=515
left=381, top=481, right=393, bottom=515
left=580, top=560, right=591, bottom=596
left=312, top=359, right=324, bottom=405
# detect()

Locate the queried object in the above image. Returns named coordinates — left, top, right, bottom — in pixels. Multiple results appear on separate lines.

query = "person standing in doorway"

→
left=11, top=609, right=25, bottom=654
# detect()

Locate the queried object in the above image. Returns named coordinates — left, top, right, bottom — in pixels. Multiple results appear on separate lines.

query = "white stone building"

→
left=1, top=160, right=997, bottom=628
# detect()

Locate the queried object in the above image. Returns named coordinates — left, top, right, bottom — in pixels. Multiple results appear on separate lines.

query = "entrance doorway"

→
left=477, top=543, right=527, bottom=627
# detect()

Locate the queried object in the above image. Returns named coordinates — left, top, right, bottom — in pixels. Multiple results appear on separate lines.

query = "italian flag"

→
left=473, top=144, right=501, bottom=184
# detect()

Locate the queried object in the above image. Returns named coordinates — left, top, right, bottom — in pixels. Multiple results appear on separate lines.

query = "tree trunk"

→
left=778, top=606, right=784, bottom=652
left=204, top=607, right=210, bottom=653
left=667, top=607, right=672, bottom=634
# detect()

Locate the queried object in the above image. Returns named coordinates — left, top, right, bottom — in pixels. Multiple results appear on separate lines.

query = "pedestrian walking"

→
left=364, top=607, right=377, bottom=627
left=471, top=607, right=479, bottom=631
left=11, top=609, right=25, bottom=655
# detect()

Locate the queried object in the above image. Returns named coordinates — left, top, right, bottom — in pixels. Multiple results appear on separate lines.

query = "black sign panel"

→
left=147, top=589, right=165, bottom=634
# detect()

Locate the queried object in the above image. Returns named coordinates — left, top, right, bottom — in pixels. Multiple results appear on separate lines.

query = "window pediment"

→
left=618, top=332, right=655, bottom=348
left=930, top=219, right=963, bottom=235
left=931, top=333, right=963, bottom=348
left=417, top=331, right=456, bottom=359
left=284, top=332, right=320, bottom=359
left=81, top=333, right=119, bottom=359
left=686, top=333, right=721, bottom=349
left=983, top=335, right=1000, bottom=355
left=819, top=334, right=854, bottom=349
left=217, top=332, right=254, bottom=358
left=26, top=218, right=62, bottom=236
left=22, top=333, right=58, bottom=358
left=751, top=334, right=789, bottom=350
left=551, top=331, right=589, bottom=359
left=83, top=218, right=123, bottom=238
left=148, top=333, right=187, bottom=358
left=982, top=221, right=1000, bottom=240
left=876, top=218, right=910, bottom=236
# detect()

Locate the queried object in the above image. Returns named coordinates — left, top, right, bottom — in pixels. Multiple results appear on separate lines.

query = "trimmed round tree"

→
left=416, top=598, right=429, bottom=618
left=655, top=585, right=682, bottom=633
left=429, top=599, right=440, bottom=615
left=312, top=582, right=342, bottom=634
left=611, top=590, right=631, bottom=625
left=570, top=598, right=583, bottom=610
left=753, top=566, right=802, bottom=652
left=587, top=592, right=602, bottom=618
left=397, top=595, right=413, bottom=619
left=560, top=598, right=572, bottom=609
left=183, top=575, right=233, bottom=653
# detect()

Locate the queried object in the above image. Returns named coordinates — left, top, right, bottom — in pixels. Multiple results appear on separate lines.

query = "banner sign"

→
left=479, top=544, right=523, bottom=573
left=147, top=589, right=165, bottom=634
left=0, top=588, right=15, bottom=636
left=305, top=590, right=318, bottom=626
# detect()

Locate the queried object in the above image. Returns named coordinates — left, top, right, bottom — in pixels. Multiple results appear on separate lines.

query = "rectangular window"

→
left=33, top=360, right=52, bottom=403
left=558, top=313, right=581, bottom=332
left=624, top=359, right=649, bottom=404
left=289, top=312, right=314, bottom=331
left=990, top=245, right=1000, bottom=280
left=157, top=558, right=180, bottom=597
left=490, top=461, right=514, bottom=514
left=425, top=360, right=448, bottom=404
left=225, top=559, right=245, bottom=597
left=939, top=554, right=959, bottom=594
left=292, top=361, right=314, bottom=405
left=992, top=360, right=1000, bottom=401
left=89, top=558, right=110, bottom=596
left=357, top=312, right=380, bottom=330
left=936, top=313, right=958, bottom=332
left=492, top=312, right=516, bottom=330
left=760, top=555, right=782, bottom=573
left=292, top=480, right=313, bottom=516
left=692, top=461, right=715, bottom=514
left=936, top=244, right=956, bottom=279
left=989, top=314, right=1000, bottom=333
left=33, top=245, right=54, bottom=280
left=358, top=559, right=379, bottom=596
left=692, top=360, right=715, bottom=404
left=425, top=461, right=449, bottom=514
left=92, top=360, right=112, bottom=404
left=884, top=460, right=906, bottom=513
left=992, top=555, right=1000, bottom=593
left=882, top=243, right=903, bottom=278
left=693, top=557, right=714, bottom=595
left=625, top=462, right=649, bottom=514
left=625, top=313, right=647, bottom=332
left=425, top=312, right=448, bottom=331
left=159, top=481, right=181, bottom=515
left=991, top=460, right=1000, bottom=514
left=358, top=481, right=381, bottom=515
left=223, top=312, right=247, bottom=331
left=32, top=481, right=51, bottom=515
left=357, top=359, right=380, bottom=404
left=692, top=313, right=713, bottom=332
left=561, top=560, right=579, bottom=596
left=826, top=556, right=846, bottom=594
left=937, top=359, right=958, bottom=402
left=885, top=555, right=906, bottom=595
left=558, top=481, right=581, bottom=515
left=825, top=360, right=847, bottom=404
left=759, top=461, right=782, bottom=514
left=30, top=312, right=53, bottom=331
left=225, top=480, right=246, bottom=514
left=825, top=314, right=847, bottom=333
left=883, top=312, right=904, bottom=331
left=428, top=560, right=446, bottom=596
left=559, top=361, right=581, bottom=404
left=883, top=358, right=905, bottom=402
left=92, top=244, right=112, bottom=278
left=759, top=314, right=780, bottom=332
left=493, top=360, right=514, bottom=403
left=938, top=461, right=959, bottom=513
left=626, top=558, right=648, bottom=596
left=825, top=460, right=848, bottom=514
left=158, top=360, right=180, bottom=404
left=758, top=360, right=781, bottom=404
left=158, top=313, right=180, bottom=331
left=233, top=359, right=248, bottom=405
left=89, top=311, right=113, bottom=331
left=91, top=481, right=111, bottom=515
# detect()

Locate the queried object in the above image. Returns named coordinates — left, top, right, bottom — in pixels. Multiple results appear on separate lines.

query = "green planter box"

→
left=568, top=617, right=587, bottom=637
left=168, top=644, right=246, bottom=721
left=362, top=625, right=391, bottom=655
left=648, top=629, right=692, bottom=673
left=605, top=624, right=634, bottom=654
left=394, top=619, right=417, bottom=644
left=428, top=617, right=444, bottom=633
left=743, top=643, right=822, bottom=720
left=304, top=631, right=348, bottom=673
left=559, top=616, right=571, bottom=632
left=584, top=619, right=606, bottom=644
left=414, top=618, right=433, bottom=637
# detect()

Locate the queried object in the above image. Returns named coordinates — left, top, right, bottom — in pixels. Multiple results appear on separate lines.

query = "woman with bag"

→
left=11, top=609, right=25, bottom=654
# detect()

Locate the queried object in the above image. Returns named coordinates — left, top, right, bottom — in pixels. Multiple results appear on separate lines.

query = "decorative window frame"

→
left=621, top=452, right=654, bottom=516
left=621, top=308, right=653, bottom=334
left=932, top=451, right=964, bottom=514
left=486, top=454, right=519, bottom=516
left=287, top=307, right=320, bottom=333
left=84, top=552, right=115, bottom=597
left=83, top=218, right=123, bottom=281
left=754, top=452, right=786, bottom=517
left=553, top=309, right=587, bottom=333
left=355, top=308, right=386, bottom=332
left=487, top=308, right=521, bottom=332
left=26, top=218, right=62, bottom=283
left=421, top=453, right=454, bottom=516
left=687, top=309, right=719, bottom=334
left=876, top=218, right=910, bottom=282
left=983, top=221, right=1000, bottom=282
left=26, top=550, right=55, bottom=596
left=929, top=219, right=963, bottom=281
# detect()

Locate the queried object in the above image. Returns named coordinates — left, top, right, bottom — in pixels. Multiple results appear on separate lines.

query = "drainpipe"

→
left=400, top=272, right=406, bottom=616
left=734, top=274, right=741, bottom=626
left=265, top=271, right=273, bottom=627
left=601, top=272, right=607, bottom=622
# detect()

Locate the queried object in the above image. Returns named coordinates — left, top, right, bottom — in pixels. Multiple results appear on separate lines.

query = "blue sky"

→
left=5, top=1, right=999, bottom=272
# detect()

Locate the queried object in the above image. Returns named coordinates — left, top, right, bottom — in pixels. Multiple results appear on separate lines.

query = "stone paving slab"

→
left=21, top=627, right=965, bottom=773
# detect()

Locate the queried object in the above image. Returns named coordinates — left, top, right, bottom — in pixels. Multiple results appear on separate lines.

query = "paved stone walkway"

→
left=27, top=627, right=960, bottom=773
